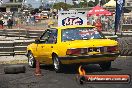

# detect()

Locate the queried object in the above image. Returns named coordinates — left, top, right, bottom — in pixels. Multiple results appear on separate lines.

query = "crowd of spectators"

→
left=0, top=12, right=14, bottom=29
left=0, top=11, right=131, bottom=31
left=123, top=17, right=132, bottom=24
left=0, top=11, right=54, bottom=29
left=88, top=16, right=115, bottom=31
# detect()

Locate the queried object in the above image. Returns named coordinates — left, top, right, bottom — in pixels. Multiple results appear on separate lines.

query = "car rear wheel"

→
left=53, top=55, right=62, bottom=73
left=28, top=52, right=36, bottom=68
left=99, top=62, right=111, bottom=70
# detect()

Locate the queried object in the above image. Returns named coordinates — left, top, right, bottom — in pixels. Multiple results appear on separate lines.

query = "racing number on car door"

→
left=36, top=29, right=57, bottom=61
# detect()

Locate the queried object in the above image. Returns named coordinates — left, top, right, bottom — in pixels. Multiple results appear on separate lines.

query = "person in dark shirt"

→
left=7, top=19, right=13, bottom=29
left=52, top=11, right=56, bottom=19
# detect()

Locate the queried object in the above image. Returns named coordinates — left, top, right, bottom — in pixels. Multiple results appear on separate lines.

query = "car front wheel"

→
left=53, top=55, right=62, bottom=73
left=99, top=62, right=111, bottom=70
left=28, top=52, right=36, bottom=68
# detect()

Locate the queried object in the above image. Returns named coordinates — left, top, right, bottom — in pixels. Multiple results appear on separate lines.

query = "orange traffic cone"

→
left=35, top=60, right=42, bottom=76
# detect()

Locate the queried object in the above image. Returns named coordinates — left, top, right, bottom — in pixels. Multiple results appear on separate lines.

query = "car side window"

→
left=40, top=30, right=50, bottom=43
left=41, top=30, right=49, bottom=39
left=40, top=29, right=57, bottom=44
left=46, top=29, right=57, bottom=44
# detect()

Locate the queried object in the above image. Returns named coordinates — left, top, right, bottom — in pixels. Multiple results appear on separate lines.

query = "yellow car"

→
left=26, top=25, right=119, bottom=72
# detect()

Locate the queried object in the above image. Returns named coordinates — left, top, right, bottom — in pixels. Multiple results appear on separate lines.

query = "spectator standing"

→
left=52, top=11, right=56, bottom=19
left=7, top=19, right=13, bottom=29
left=108, top=17, right=112, bottom=31
left=3, top=18, right=7, bottom=28
left=105, top=17, right=109, bottom=31
left=30, top=15, right=35, bottom=26
left=0, top=19, right=4, bottom=29
left=111, top=19, right=115, bottom=31
left=14, top=17, right=18, bottom=26
left=130, top=17, right=132, bottom=24
left=47, top=11, right=50, bottom=19
left=91, top=17, right=95, bottom=26
left=95, top=19, right=102, bottom=31
left=26, top=16, right=30, bottom=25
left=101, top=16, right=105, bottom=31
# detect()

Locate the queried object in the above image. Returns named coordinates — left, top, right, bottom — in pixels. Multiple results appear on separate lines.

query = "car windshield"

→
left=62, top=27, right=105, bottom=42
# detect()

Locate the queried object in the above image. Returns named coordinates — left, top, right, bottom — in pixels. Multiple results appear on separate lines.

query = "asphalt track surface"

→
left=0, top=56, right=132, bottom=88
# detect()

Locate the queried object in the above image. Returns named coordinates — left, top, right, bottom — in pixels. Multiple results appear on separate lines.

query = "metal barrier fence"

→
left=0, top=29, right=132, bottom=56
left=1, top=38, right=132, bottom=56
left=0, top=40, right=14, bottom=56
left=0, top=29, right=45, bottom=38
left=0, top=39, right=34, bottom=56
left=0, top=28, right=132, bottom=39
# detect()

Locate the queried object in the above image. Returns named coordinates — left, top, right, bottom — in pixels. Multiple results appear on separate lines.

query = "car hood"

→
left=62, top=39, right=118, bottom=48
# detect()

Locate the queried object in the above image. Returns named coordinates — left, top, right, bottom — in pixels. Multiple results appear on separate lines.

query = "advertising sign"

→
left=58, top=11, right=87, bottom=26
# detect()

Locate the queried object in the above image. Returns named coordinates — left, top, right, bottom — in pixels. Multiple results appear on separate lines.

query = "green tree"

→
left=79, top=0, right=110, bottom=7
left=79, top=0, right=87, bottom=8
left=53, top=2, right=73, bottom=10
left=88, top=0, right=99, bottom=7
left=72, top=1, right=79, bottom=8
left=79, top=0, right=97, bottom=7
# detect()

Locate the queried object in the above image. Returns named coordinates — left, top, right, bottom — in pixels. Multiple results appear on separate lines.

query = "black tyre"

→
left=28, top=51, right=36, bottom=68
left=99, top=62, right=111, bottom=70
left=118, top=37, right=132, bottom=56
left=52, top=55, right=62, bottom=73
left=4, top=65, right=26, bottom=74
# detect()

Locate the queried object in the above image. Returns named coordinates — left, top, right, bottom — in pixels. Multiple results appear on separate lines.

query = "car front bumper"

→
left=60, top=53, right=119, bottom=64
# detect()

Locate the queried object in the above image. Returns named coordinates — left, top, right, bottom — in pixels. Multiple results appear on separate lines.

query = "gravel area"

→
left=0, top=55, right=28, bottom=64
left=0, top=57, right=132, bottom=88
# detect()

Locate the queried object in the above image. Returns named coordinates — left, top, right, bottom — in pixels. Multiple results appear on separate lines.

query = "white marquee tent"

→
left=103, top=0, right=116, bottom=7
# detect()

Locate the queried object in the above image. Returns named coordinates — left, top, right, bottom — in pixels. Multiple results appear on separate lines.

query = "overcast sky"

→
left=25, top=0, right=73, bottom=8
left=2, top=0, right=74, bottom=8
left=2, top=0, right=10, bottom=3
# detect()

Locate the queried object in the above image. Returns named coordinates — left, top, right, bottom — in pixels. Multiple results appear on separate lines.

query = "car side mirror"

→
left=35, top=39, right=40, bottom=44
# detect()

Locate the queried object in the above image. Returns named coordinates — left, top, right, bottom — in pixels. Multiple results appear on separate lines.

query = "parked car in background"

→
left=41, top=11, right=49, bottom=18
left=35, top=12, right=49, bottom=20
left=26, top=25, right=119, bottom=72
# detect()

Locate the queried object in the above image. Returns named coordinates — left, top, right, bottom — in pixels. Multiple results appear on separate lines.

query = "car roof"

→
left=51, top=25, right=95, bottom=30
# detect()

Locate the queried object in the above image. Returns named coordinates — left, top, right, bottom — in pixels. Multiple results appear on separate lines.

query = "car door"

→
left=36, top=29, right=57, bottom=63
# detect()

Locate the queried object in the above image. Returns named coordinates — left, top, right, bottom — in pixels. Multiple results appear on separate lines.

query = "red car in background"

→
left=35, top=13, right=49, bottom=20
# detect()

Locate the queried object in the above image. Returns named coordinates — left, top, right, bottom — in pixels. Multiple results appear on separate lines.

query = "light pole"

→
left=99, top=0, right=102, bottom=6
left=73, top=0, right=79, bottom=8
left=49, top=0, right=56, bottom=12
left=41, top=0, right=45, bottom=6
left=48, top=0, right=56, bottom=19
left=0, top=0, right=3, bottom=6
left=80, top=0, right=84, bottom=8
left=40, top=0, right=44, bottom=11
left=87, top=0, right=89, bottom=7
left=65, top=0, right=66, bottom=10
